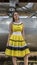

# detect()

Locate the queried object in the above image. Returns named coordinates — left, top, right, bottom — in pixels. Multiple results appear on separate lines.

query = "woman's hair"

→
left=12, top=11, right=19, bottom=22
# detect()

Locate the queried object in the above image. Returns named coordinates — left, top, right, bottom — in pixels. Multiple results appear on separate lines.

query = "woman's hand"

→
left=6, top=22, right=12, bottom=47
left=6, top=42, right=9, bottom=46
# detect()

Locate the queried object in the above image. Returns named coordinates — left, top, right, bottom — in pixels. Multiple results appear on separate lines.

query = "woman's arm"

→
left=22, top=23, right=26, bottom=41
left=7, top=22, right=12, bottom=46
left=22, top=26, right=25, bottom=40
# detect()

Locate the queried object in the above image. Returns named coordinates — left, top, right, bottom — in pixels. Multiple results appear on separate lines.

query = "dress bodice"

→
left=12, top=22, right=23, bottom=32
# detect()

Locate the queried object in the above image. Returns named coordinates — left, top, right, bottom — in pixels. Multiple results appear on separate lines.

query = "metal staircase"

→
left=0, top=52, right=37, bottom=65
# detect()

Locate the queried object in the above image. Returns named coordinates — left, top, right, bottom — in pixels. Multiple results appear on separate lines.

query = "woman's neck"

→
left=13, top=20, right=22, bottom=24
left=15, top=19, right=19, bottom=23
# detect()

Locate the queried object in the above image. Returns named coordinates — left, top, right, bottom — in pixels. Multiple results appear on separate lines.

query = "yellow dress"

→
left=5, top=22, right=30, bottom=57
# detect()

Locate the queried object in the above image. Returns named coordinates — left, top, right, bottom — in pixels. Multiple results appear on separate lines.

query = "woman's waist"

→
left=12, top=32, right=22, bottom=35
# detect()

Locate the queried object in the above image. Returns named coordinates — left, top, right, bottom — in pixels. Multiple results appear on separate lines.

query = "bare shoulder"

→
left=21, top=22, right=24, bottom=25
left=9, top=22, right=13, bottom=28
left=21, top=21, right=24, bottom=24
left=10, top=21, right=13, bottom=25
left=20, top=21, right=22, bottom=23
left=22, top=22, right=25, bottom=29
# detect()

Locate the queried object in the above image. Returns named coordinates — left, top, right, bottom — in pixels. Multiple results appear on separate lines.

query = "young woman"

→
left=5, top=11, right=30, bottom=65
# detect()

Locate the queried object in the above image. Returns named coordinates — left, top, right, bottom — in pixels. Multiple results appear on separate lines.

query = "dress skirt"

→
left=5, top=34, right=30, bottom=57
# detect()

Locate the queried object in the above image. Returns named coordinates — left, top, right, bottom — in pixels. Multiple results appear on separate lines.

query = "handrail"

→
left=0, top=3, right=9, bottom=5
left=17, top=60, right=37, bottom=63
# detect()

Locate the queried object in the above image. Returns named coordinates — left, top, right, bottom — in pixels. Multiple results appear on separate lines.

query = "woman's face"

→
left=14, top=12, right=19, bottom=21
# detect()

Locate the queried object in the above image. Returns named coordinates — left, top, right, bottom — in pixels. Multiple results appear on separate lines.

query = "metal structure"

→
left=0, top=2, right=35, bottom=15
left=0, top=16, right=37, bottom=51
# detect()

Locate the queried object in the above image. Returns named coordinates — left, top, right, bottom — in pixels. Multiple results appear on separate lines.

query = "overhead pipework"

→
left=9, top=2, right=34, bottom=11
left=8, top=2, right=34, bottom=16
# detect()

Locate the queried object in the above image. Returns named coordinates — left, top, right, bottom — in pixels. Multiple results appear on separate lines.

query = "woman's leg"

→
left=24, top=54, right=29, bottom=65
left=12, top=57, right=17, bottom=65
